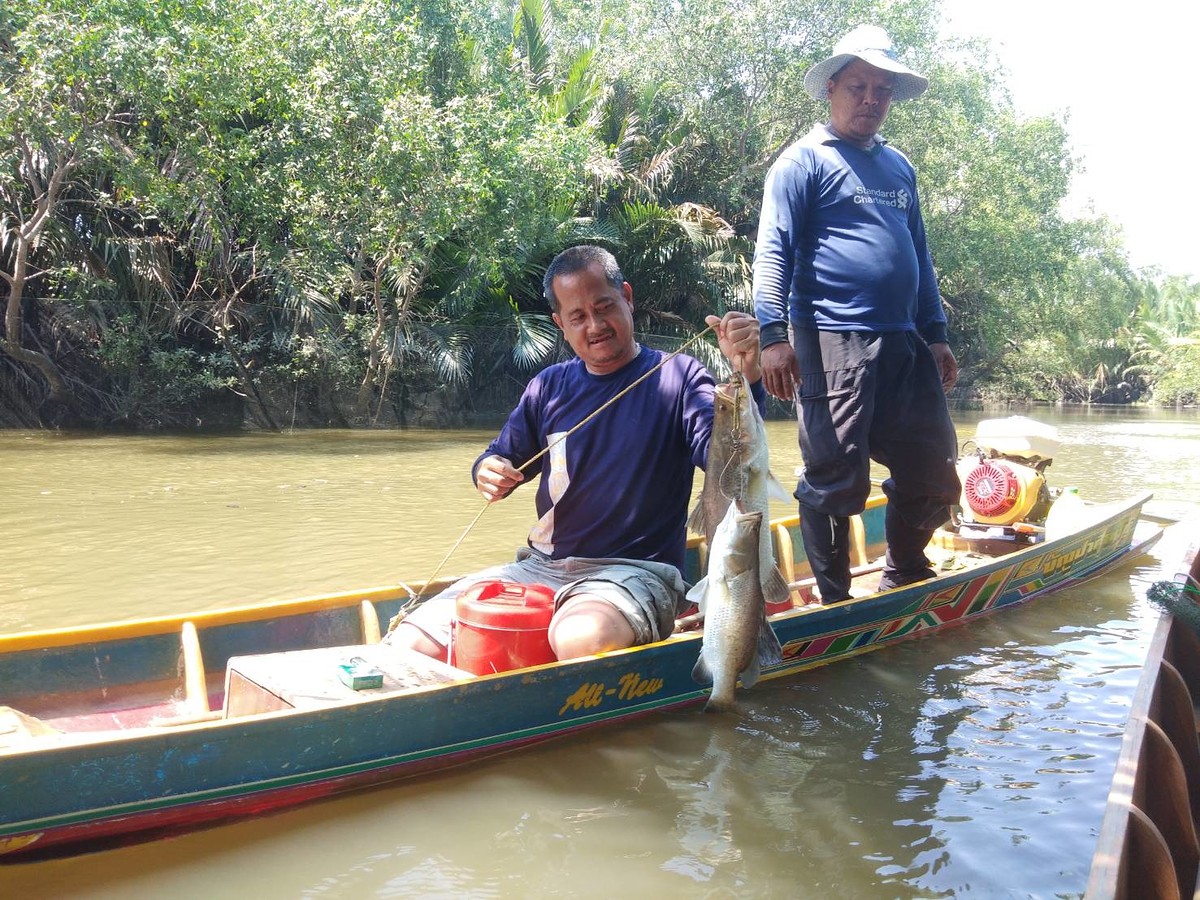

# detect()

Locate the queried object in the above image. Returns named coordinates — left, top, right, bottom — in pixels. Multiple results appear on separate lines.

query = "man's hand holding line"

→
left=475, top=455, right=523, bottom=503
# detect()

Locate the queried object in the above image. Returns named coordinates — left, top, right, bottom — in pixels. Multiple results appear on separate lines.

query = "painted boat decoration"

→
left=1086, top=527, right=1200, bottom=899
left=0, top=484, right=1157, bottom=862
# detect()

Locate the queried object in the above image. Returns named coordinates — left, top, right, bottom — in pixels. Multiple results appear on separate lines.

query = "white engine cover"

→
left=973, top=416, right=1060, bottom=462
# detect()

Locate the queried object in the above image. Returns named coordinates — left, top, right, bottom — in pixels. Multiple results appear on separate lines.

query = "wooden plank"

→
left=849, top=513, right=868, bottom=568
left=1156, top=661, right=1200, bottom=825
left=1124, top=806, right=1182, bottom=900
left=360, top=601, right=382, bottom=645
left=0, top=707, right=61, bottom=750
left=224, top=642, right=470, bottom=718
left=1088, top=614, right=1176, bottom=898
left=1088, top=533, right=1200, bottom=899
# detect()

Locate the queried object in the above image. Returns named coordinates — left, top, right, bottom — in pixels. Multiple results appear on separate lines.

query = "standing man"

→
left=753, top=25, right=960, bottom=604
left=390, top=244, right=764, bottom=661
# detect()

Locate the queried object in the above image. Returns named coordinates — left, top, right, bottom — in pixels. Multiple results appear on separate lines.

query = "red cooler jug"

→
left=451, top=581, right=557, bottom=674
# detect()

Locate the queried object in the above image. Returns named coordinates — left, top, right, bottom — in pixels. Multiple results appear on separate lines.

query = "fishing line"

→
left=717, top=375, right=750, bottom=503
left=388, top=323, right=721, bottom=632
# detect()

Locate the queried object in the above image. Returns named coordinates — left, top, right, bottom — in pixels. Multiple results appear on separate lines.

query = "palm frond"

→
left=510, top=311, right=558, bottom=370
left=513, top=0, right=554, bottom=95
left=554, top=45, right=601, bottom=124
left=556, top=216, right=622, bottom=248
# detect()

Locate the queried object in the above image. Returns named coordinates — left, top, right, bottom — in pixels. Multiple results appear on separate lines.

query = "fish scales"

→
left=690, top=503, right=784, bottom=713
left=688, top=373, right=791, bottom=605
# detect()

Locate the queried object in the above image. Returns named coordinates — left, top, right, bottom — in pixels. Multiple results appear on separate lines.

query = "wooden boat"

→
left=1086, top=529, right=1200, bottom=899
left=0, top=490, right=1157, bottom=862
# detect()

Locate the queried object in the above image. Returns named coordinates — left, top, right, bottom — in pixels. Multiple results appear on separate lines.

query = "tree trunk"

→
left=216, top=321, right=279, bottom=431
left=0, top=143, right=76, bottom=412
left=353, top=253, right=393, bottom=421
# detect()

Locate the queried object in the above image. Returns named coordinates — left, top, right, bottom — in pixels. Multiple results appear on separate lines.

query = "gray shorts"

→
left=391, top=548, right=685, bottom=651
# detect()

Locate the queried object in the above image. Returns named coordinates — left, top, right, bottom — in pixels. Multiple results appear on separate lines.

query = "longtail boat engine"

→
left=953, top=416, right=1060, bottom=543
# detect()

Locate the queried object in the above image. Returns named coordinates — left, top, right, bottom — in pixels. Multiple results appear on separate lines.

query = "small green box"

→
left=337, top=657, right=383, bottom=691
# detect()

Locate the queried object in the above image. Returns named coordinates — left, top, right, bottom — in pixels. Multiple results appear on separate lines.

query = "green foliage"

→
left=1131, top=274, right=1200, bottom=404
left=95, top=314, right=240, bottom=425
left=1, top=0, right=1192, bottom=426
left=1154, top=342, right=1200, bottom=405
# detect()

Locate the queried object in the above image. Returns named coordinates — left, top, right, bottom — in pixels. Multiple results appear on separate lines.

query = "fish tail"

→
left=767, top=469, right=793, bottom=503
left=703, top=684, right=738, bottom=713
left=686, top=499, right=709, bottom=539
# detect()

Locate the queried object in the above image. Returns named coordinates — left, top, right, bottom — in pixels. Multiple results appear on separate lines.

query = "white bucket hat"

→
left=803, top=25, right=928, bottom=102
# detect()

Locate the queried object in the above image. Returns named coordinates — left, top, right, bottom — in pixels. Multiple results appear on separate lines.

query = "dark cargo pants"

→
left=790, top=329, right=961, bottom=603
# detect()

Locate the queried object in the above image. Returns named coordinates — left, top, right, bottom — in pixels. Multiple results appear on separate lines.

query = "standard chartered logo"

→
left=854, top=186, right=910, bottom=209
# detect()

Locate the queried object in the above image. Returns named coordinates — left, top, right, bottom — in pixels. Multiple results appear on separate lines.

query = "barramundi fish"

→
left=687, top=372, right=791, bottom=606
left=690, top=502, right=784, bottom=712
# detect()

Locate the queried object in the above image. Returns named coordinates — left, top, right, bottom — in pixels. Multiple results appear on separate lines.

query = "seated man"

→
left=388, top=244, right=764, bottom=661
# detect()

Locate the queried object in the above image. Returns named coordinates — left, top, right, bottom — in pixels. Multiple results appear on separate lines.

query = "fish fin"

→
left=739, top=654, right=762, bottom=690
left=767, top=470, right=793, bottom=503
left=686, top=576, right=708, bottom=609
left=686, top=498, right=708, bottom=538
left=761, top=564, right=791, bottom=605
left=756, top=612, right=784, bottom=667
left=691, top=655, right=713, bottom=686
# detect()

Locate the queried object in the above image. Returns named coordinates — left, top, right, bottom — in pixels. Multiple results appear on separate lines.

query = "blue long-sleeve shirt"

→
left=474, top=345, right=764, bottom=575
left=753, top=124, right=947, bottom=348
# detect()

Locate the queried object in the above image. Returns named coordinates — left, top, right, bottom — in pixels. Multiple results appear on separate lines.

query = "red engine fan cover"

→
left=963, top=461, right=1019, bottom=517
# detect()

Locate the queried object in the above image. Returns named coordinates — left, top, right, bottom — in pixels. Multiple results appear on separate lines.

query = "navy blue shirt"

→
left=753, top=124, right=947, bottom=347
left=475, top=346, right=764, bottom=574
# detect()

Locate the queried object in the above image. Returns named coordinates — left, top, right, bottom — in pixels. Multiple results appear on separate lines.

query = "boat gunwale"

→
left=0, top=491, right=1151, bottom=652
left=0, top=490, right=1158, bottom=860
left=0, top=492, right=1155, bottom=738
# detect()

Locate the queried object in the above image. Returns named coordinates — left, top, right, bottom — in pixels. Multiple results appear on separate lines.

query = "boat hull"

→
left=1086, top=521, right=1200, bottom=899
left=0, top=493, right=1153, bottom=861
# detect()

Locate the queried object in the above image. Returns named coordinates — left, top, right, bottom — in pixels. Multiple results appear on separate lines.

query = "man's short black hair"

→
left=543, top=245, right=624, bottom=311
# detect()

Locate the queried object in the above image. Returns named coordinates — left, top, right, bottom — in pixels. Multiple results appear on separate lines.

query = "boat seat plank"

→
left=849, top=514, right=868, bottom=568
left=771, top=520, right=795, bottom=586
left=148, top=709, right=225, bottom=728
left=224, top=642, right=471, bottom=718
left=181, top=621, right=210, bottom=714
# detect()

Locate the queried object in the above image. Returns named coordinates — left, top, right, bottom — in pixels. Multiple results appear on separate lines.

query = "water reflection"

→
left=1, top=408, right=1197, bottom=896
left=0, top=429, right=542, bottom=632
